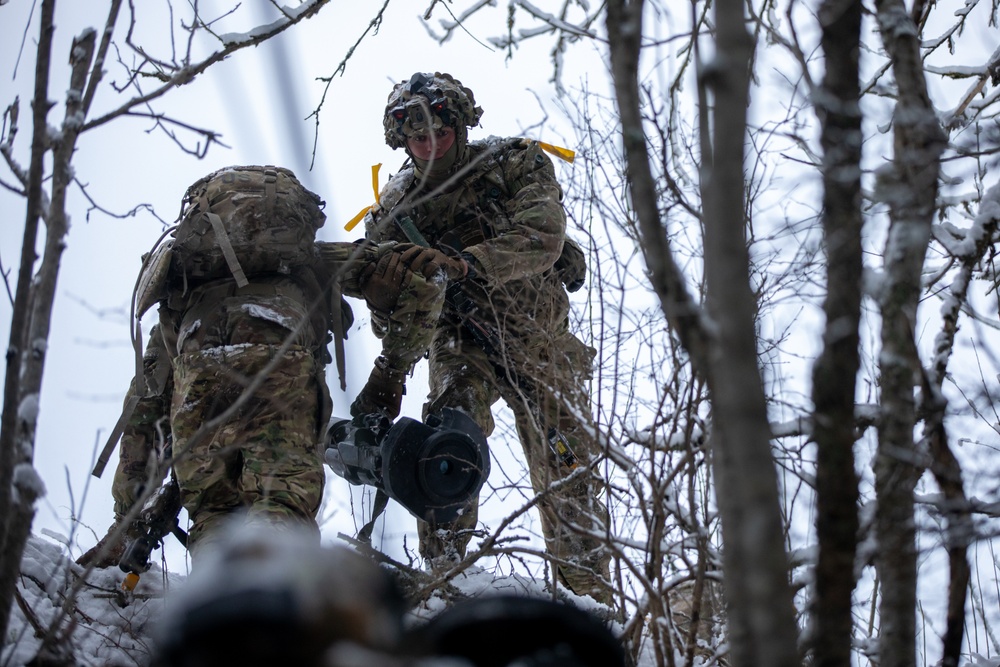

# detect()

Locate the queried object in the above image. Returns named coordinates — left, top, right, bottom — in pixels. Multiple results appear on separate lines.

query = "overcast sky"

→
left=0, top=0, right=603, bottom=567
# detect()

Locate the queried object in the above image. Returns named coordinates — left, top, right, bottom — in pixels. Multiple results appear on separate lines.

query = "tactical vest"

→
left=371, top=138, right=586, bottom=291
left=376, top=138, right=516, bottom=249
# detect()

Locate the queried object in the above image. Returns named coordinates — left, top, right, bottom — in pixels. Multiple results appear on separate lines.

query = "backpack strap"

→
left=283, top=260, right=350, bottom=391
left=357, top=488, right=390, bottom=544
left=263, top=167, right=277, bottom=199
left=93, top=394, right=139, bottom=478
left=93, top=324, right=172, bottom=478
left=199, top=191, right=250, bottom=288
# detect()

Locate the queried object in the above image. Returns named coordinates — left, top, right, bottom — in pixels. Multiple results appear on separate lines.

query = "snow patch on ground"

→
left=5, top=535, right=181, bottom=667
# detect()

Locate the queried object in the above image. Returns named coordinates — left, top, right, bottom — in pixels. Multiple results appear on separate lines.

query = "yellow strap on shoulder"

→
left=344, top=164, right=382, bottom=232
left=344, top=205, right=371, bottom=232
left=536, top=141, right=576, bottom=163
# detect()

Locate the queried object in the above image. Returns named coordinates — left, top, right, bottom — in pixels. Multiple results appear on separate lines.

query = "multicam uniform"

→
left=112, top=273, right=333, bottom=554
left=110, top=166, right=388, bottom=557
left=356, top=73, right=610, bottom=600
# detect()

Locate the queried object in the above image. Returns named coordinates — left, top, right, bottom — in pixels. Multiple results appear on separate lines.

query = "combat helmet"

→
left=383, top=72, right=483, bottom=150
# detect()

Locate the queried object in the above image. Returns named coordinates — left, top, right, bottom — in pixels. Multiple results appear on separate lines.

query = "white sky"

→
left=0, top=0, right=604, bottom=569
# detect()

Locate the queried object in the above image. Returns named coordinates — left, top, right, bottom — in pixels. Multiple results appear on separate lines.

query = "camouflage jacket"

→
left=362, top=137, right=574, bottom=338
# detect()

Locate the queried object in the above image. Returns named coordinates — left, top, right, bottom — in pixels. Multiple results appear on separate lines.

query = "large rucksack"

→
left=135, top=165, right=327, bottom=318
left=171, top=165, right=326, bottom=287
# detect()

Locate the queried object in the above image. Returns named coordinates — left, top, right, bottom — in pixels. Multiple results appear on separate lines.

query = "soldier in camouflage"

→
left=116, top=277, right=331, bottom=557
left=348, top=72, right=611, bottom=603
left=81, top=169, right=413, bottom=566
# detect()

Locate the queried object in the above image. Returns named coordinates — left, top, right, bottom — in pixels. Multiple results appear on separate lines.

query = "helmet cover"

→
left=383, top=72, right=483, bottom=149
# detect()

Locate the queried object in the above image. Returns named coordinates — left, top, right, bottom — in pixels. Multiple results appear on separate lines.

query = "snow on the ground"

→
left=5, top=534, right=180, bottom=666
left=3, top=531, right=631, bottom=667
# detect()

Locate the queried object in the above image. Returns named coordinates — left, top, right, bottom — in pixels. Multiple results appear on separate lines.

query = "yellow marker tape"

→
left=345, top=205, right=371, bottom=232
left=344, top=144, right=571, bottom=233
left=122, top=572, right=140, bottom=592
left=537, top=141, right=576, bottom=163
left=344, top=163, right=383, bottom=232
left=371, top=163, right=382, bottom=203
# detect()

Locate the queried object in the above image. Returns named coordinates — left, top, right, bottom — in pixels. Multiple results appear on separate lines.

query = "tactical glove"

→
left=398, top=244, right=470, bottom=281
left=350, top=357, right=406, bottom=421
left=358, top=250, right=412, bottom=315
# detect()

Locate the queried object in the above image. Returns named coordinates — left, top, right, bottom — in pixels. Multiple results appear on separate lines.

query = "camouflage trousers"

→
left=168, top=282, right=329, bottom=557
left=171, top=344, right=326, bottom=556
left=417, top=320, right=611, bottom=601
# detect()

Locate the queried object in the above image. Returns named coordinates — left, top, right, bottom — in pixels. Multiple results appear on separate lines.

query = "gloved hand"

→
left=358, top=250, right=412, bottom=314
left=398, top=244, right=470, bottom=281
left=350, top=357, right=406, bottom=421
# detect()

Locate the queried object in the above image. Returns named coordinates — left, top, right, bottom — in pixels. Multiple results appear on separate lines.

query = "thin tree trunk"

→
left=811, top=1, right=864, bottom=665
left=0, top=0, right=57, bottom=642
left=925, top=419, right=971, bottom=667
left=607, top=0, right=800, bottom=664
left=872, top=1, right=947, bottom=666
left=0, top=14, right=96, bottom=644
left=916, top=186, right=1000, bottom=667
left=699, top=1, right=801, bottom=665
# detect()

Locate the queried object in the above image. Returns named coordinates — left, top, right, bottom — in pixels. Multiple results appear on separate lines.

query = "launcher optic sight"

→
left=325, top=408, right=490, bottom=524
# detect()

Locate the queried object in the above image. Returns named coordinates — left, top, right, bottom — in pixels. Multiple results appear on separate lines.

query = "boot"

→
left=77, top=516, right=139, bottom=568
left=350, top=357, right=406, bottom=420
left=558, top=565, right=613, bottom=606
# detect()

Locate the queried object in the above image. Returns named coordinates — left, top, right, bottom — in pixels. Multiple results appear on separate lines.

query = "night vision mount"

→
left=325, top=408, right=491, bottom=524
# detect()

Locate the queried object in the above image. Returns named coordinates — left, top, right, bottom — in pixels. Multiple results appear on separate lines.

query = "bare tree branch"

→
left=308, top=0, right=391, bottom=169
left=82, top=0, right=330, bottom=133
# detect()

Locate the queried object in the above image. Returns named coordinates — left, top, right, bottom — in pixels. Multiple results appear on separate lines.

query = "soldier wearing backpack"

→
left=347, top=73, right=612, bottom=604
left=80, top=166, right=422, bottom=566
